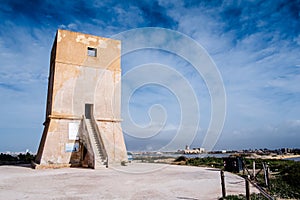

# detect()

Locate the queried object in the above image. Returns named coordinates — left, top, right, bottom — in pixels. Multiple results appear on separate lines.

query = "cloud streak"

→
left=0, top=0, right=299, bottom=151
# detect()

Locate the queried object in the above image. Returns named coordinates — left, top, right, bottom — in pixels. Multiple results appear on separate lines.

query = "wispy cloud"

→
left=0, top=0, right=299, bottom=151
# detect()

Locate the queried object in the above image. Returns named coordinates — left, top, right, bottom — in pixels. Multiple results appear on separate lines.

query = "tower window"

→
left=87, top=47, right=97, bottom=57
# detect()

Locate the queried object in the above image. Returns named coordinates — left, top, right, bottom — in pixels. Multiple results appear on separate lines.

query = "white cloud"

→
left=1, top=0, right=300, bottom=151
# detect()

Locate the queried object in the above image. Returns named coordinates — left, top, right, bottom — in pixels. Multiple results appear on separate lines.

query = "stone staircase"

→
left=85, top=119, right=107, bottom=169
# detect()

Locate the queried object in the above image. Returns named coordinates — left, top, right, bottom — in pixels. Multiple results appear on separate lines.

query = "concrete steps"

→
left=85, top=119, right=107, bottom=169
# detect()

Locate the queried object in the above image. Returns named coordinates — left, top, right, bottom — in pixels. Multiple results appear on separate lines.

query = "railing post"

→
left=245, top=178, right=250, bottom=200
left=253, top=161, right=256, bottom=178
left=263, top=162, right=269, bottom=188
left=220, top=170, right=226, bottom=199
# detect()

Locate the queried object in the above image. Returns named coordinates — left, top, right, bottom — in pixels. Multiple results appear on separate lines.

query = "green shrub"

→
left=186, top=157, right=224, bottom=168
left=219, top=193, right=267, bottom=200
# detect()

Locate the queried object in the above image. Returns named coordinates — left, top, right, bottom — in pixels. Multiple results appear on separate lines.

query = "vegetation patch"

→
left=0, top=152, right=36, bottom=165
left=219, top=193, right=267, bottom=200
left=185, top=157, right=224, bottom=168
left=176, top=156, right=300, bottom=199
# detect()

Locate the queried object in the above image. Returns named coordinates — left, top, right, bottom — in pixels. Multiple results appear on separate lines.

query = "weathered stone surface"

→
left=35, top=29, right=127, bottom=169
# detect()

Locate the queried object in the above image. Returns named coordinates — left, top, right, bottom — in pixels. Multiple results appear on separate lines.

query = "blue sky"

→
left=0, top=0, right=299, bottom=152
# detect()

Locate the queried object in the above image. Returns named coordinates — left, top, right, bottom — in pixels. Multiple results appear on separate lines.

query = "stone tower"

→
left=35, top=29, right=127, bottom=169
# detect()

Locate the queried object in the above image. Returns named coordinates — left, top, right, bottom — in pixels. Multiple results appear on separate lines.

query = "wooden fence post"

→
left=253, top=161, right=256, bottom=178
left=263, top=162, right=269, bottom=187
left=245, top=178, right=250, bottom=200
left=220, top=170, right=226, bottom=199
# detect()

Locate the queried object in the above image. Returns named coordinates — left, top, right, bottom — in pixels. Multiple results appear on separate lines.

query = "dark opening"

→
left=87, top=47, right=97, bottom=57
left=85, top=104, right=93, bottom=119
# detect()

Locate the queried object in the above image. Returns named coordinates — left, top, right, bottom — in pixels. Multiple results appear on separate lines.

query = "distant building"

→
left=184, top=147, right=205, bottom=154
left=34, top=30, right=127, bottom=169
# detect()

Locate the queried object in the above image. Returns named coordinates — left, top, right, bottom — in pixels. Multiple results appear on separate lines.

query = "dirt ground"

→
left=0, top=163, right=259, bottom=200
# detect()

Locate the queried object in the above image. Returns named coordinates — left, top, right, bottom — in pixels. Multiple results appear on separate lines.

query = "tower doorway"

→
left=85, top=104, right=93, bottom=119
